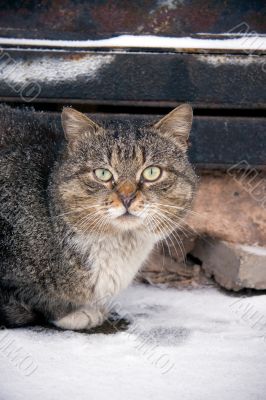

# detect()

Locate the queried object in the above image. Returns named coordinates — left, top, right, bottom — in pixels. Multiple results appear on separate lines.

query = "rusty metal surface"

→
left=0, top=48, right=265, bottom=108
left=0, top=0, right=264, bottom=40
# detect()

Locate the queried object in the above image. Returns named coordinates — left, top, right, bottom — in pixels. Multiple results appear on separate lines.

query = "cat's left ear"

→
left=154, top=104, right=193, bottom=152
left=61, top=107, right=101, bottom=145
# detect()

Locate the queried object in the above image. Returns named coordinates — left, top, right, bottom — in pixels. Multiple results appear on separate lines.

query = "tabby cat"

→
left=0, top=104, right=196, bottom=330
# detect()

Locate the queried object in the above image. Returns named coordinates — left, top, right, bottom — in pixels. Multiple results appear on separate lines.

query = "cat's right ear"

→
left=61, top=108, right=101, bottom=146
left=154, top=104, right=193, bottom=152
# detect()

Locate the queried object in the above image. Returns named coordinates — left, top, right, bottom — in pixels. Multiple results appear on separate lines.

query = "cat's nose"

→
left=117, top=180, right=137, bottom=209
left=119, top=193, right=136, bottom=209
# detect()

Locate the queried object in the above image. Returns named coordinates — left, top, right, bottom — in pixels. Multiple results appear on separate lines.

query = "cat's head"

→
left=57, top=105, right=197, bottom=237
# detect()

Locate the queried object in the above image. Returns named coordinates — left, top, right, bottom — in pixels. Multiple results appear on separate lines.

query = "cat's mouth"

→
left=108, top=206, right=146, bottom=230
left=113, top=210, right=144, bottom=230
left=118, top=211, right=138, bottom=219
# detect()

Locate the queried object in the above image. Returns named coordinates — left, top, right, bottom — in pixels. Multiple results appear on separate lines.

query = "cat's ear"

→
left=154, top=104, right=193, bottom=152
left=61, top=107, right=101, bottom=145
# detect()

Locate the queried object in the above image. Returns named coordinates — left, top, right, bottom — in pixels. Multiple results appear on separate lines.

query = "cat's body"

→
left=0, top=104, right=196, bottom=330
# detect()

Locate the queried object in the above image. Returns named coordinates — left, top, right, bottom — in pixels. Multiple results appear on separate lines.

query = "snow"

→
left=239, top=244, right=266, bottom=256
left=0, top=34, right=265, bottom=51
left=0, top=284, right=266, bottom=400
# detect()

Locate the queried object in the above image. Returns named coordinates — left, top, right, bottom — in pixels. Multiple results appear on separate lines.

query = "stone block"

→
left=192, top=238, right=266, bottom=291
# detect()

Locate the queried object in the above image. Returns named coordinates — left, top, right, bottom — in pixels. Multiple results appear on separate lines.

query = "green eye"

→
left=94, top=168, right=113, bottom=182
left=142, top=166, right=161, bottom=182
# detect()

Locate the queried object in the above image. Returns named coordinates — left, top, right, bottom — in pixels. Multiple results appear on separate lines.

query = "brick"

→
left=186, top=172, right=266, bottom=247
left=192, top=238, right=266, bottom=291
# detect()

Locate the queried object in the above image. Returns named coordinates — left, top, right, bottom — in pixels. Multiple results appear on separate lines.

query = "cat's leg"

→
left=0, top=290, right=42, bottom=328
left=52, top=308, right=106, bottom=331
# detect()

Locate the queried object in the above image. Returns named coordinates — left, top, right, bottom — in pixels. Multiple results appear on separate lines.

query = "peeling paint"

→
left=197, top=54, right=265, bottom=66
left=0, top=54, right=115, bottom=84
left=157, top=0, right=185, bottom=10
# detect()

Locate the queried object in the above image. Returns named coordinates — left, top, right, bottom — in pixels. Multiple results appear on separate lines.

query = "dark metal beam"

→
left=0, top=49, right=265, bottom=109
left=2, top=108, right=264, bottom=169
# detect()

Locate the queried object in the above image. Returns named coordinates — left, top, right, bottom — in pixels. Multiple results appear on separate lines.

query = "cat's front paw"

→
left=52, top=308, right=105, bottom=331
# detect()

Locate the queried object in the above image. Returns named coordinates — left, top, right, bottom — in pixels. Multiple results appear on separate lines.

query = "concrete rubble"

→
left=192, top=238, right=266, bottom=291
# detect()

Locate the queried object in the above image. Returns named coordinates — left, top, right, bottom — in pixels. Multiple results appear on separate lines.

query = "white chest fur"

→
left=56, top=231, right=157, bottom=330
left=88, top=232, right=155, bottom=303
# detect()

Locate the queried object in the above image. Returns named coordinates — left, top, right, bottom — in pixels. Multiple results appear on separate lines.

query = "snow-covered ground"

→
left=0, top=284, right=265, bottom=400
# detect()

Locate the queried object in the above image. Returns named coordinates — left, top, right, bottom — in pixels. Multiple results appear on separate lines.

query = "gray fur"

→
left=0, top=105, right=196, bottom=328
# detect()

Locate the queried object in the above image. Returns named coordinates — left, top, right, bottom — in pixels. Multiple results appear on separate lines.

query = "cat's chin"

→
left=111, top=213, right=144, bottom=231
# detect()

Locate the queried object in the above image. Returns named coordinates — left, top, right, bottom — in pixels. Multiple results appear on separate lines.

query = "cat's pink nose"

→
left=119, top=193, right=136, bottom=209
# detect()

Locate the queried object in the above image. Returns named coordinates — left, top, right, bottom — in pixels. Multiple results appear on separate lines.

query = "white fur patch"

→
left=73, top=231, right=156, bottom=306
left=53, top=228, right=158, bottom=330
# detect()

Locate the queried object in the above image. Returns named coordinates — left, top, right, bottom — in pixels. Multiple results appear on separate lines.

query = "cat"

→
left=0, top=104, right=196, bottom=330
